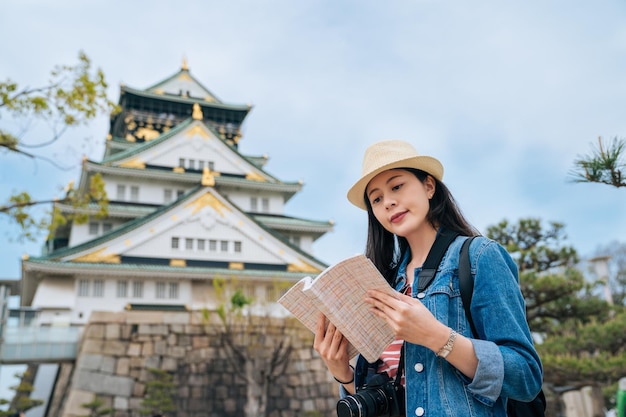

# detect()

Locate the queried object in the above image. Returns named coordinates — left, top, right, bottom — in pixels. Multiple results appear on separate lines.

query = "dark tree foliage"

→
left=570, top=136, right=625, bottom=188
left=485, top=218, right=625, bottom=404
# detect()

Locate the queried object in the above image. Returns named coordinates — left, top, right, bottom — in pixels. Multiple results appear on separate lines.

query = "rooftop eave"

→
left=121, top=85, right=252, bottom=112
left=22, top=258, right=314, bottom=282
left=82, top=161, right=303, bottom=195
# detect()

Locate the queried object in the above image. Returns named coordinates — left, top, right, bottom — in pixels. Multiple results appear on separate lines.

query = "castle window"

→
left=197, top=239, right=205, bottom=251
left=164, top=189, right=173, bottom=203
left=88, top=222, right=99, bottom=235
left=220, top=240, right=229, bottom=252
left=132, top=281, right=144, bottom=298
left=209, top=240, right=217, bottom=251
left=177, top=189, right=185, bottom=198
left=198, top=161, right=204, bottom=170
left=169, top=283, right=179, bottom=299
left=188, top=159, right=195, bottom=170
left=171, top=237, right=180, bottom=249
left=117, top=280, right=128, bottom=297
left=103, top=223, right=113, bottom=233
left=262, top=198, right=269, bottom=213
left=156, top=282, right=166, bottom=299
left=130, top=186, right=139, bottom=202
left=78, top=280, right=90, bottom=297
left=179, top=158, right=185, bottom=167
left=208, top=161, right=215, bottom=171
left=250, top=197, right=258, bottom=212
left=116, top=184, right=126, bottom=200
left=234, top=241, right=242, bottom=253
left=185, top=238, right=193, bottom=250
left=93, top=280, right=104, bottom=297
left=290, top=235, right=301, bottom=247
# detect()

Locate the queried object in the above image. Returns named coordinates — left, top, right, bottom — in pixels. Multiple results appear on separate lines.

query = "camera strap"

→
left=416, top=228, right=460, bottom=292
left=394, top=343, right=405, bottom=388
left=394, top=229, right=458, bottom=388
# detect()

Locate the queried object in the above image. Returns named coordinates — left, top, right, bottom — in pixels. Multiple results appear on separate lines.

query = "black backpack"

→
left=459, top=237, right=547, bottom=417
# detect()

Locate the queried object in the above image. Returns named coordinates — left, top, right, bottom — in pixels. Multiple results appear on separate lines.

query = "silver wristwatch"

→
left=436, top=329, right=457, bottom=358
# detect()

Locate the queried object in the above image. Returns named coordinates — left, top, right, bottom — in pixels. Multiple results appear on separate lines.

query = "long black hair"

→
left=363, top=168, right=480, bottom=283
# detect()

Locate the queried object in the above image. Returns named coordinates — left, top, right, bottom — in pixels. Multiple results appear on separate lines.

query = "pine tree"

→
left=0, top=371, right=44, bottom=416
left=486, top=218, right=626, bottom=412
left=140, top=368, right=176, bottom=417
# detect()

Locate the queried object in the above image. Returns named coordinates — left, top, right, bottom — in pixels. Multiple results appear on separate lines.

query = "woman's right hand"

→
left=313, top=312, right=353, bottom=383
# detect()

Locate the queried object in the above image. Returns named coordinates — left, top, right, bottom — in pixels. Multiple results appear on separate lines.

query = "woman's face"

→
left=366, top=169, right=435, bottom=238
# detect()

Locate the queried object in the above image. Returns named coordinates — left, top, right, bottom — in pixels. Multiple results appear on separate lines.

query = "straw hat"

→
left=347, top=139, right=444, bottom=210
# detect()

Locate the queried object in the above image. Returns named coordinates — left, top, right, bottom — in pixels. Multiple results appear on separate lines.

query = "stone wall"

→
left=54, top=310, right=339, bottom=417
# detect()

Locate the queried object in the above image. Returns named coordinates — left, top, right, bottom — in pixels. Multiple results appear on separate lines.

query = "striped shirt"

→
left=376, top=284, right=410, bottom=386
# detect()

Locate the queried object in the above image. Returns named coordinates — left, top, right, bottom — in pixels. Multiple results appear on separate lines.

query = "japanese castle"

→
left=19, top=60, right=334, bottom=326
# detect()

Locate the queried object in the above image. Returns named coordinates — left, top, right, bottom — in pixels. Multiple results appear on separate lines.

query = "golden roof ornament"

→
left=202, top=167, right=215, bottom=186
left=182, top=56, right=189, bottom=71
left=192, top=103, right=203, bottom=120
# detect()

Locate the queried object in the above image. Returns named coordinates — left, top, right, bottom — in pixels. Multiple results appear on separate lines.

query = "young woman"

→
left=314, top=139, right=543, bottom=417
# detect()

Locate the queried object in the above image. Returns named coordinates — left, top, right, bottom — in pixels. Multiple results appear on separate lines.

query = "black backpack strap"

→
left=459, top=236, right=478, bottom=337
left=417, top=229, right=460, bottom=292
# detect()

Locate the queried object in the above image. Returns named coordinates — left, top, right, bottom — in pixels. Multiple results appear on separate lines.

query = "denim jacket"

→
left=343, top=235, right=543, bottom=417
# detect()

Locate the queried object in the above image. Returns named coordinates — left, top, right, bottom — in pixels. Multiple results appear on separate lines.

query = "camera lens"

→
left=336, top=388, right=389, bottom=417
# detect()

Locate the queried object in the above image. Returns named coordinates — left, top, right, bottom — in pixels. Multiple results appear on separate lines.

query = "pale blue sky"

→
left=1, top=0, right=625, bottom=282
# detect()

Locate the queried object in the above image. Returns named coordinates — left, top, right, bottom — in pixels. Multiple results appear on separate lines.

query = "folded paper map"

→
left=278, top=254, right=396, bottom=363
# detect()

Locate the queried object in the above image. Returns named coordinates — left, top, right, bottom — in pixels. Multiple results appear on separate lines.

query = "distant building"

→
left=19, top=60, right=333, bottom=325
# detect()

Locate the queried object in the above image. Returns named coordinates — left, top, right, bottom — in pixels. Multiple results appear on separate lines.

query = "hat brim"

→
left=347, top=156, right=443, bottom=210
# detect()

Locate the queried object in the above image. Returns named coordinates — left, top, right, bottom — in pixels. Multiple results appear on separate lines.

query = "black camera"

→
left=336, top=372, right=405, bottom=417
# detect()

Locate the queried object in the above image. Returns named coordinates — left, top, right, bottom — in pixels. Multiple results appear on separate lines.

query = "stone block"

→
left=129, top=357, right=144, bottom=369
left=184, top=324, right=205, bottom=334
left=163, top=311, right=190, bottom=324
left=89, top=311, right=127, bottom=324
left=81, top=339, right=104, bottom=354
left=113, top=396, right=129, bottom=410
left=170, top=323, right=185, bottom=333
left=141, top=341, right=154, bottom=356
left=178, top=334, right=192, bottom=346
left=100, top=356, right=116, bottom=374
left=105, top=323, right=121, bottom=339
left=102, top=340, right=127, bottom=356
left=127, top=342, right=142, bottom=356
left=168, top=345, right=186, bottom=358
left=154, top=339, right=168, bottom=355
left=162, top=356, right=178, bottom=371
left=302, top=398, right=315, bottom=412
left=120, top=324, right=133, bottom=340
left=138, top=323, right=168, bottom=335
left=192, top=335, right=209, bottom=348
left=144, top=355, right=160, bottom=369
left=132, top=381, right=145, bottom=397
left=77, top=353, right=103, bottom=371
left=115, top=357, right=130, bottom=376
left=128, top=396, right=143, bottom=410
left=74, top=370, right=133, bottom=396
left=125, top=311, right=164, bottom=323
left=135, top=335, right=154, bottom=344
left=85, top=324, right=105, bottom=340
